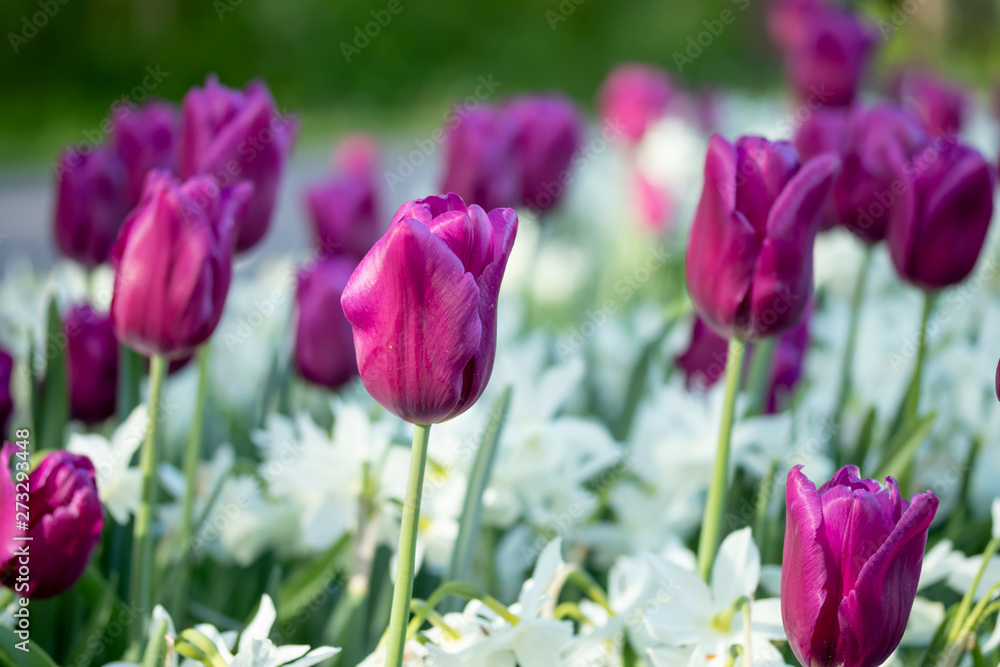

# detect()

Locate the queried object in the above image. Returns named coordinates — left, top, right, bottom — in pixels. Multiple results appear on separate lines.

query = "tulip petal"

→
left=820, top=485, right=895, bottom=596
left=837, top=490, right=938, bottom=667
left=342, top=218, right=482, bottom=424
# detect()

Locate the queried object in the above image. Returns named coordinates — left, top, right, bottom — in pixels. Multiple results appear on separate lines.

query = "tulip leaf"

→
left=873, top=412, right=935, bottom=482
left=614, top=320, right=673, bottom=440
left=850, top=405, right=877, bottom=468
left=36, top=297, right=68, bottom=452
left=117, top=345, right=143, bottom=423
left=921, top=603, right=960, bottom=667
left=66, top=569, right=122, bottom=666
left=0, top=626, right=58, bottom=667
left=277, top=533, right=350, bottom=623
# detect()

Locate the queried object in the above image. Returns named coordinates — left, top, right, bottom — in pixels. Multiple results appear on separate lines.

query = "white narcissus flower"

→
left=67, top=404, right=148, bottom=524
left=643, top=528, right=784, bottom=667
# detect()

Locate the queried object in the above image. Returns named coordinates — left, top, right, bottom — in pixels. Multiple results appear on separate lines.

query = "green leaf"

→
left=851, top=405, right=877, bottom=468
left=141, top=616, right=170, bottom=667
left=919, top=597, right=959, bottom=667
left=277, top=533, right=349, bottom=622
left=873, top=412, right=935, bottom=482
left=117, top=345, right=144, bottom=424
left=37, top=297, right=68, bottom=452
left=66, top=570, right=121, bottom=665
left=0, top=626, right=58, bottom=667
left=614, top=319, right=674, bottom=441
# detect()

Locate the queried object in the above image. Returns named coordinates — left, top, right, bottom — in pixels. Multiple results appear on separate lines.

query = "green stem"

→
left=833, top=246, right=872, bottom=438
left=175, top=345, right=210, bottom=624
left=949, top=536, right=1000, bottom=643
left=384, top=423, right=432, bottom=667
left=697, top=338, right=745, bottom=581
left=905, top=292, right=934, bottom=425
left=753, top=459, right=778, bottom=559
left=129, top=355, right=167, bottom=648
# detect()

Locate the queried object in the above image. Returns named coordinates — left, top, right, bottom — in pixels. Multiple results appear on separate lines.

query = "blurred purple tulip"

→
left=633, top=171, right=674, bottom=232
left=786, top=6, right=877, bottom=108
left=330, top=132, right=380, bottom=175
left=766, top=0, right=828, bottom=53
left=793, top=107, right=850, bottom=230
left=295, top=257, right=359, bottom=391
left=110, top=170, right=252, bottom=358
left=892, top=69, right=969, bottom=138
left=598, top=64, right=673, bottom=144
left=833, top=104, right=928, bottom=244
left=782, top=465, right=937, bottom=667
left=440, top=107, right=521, bottom=213
left=676, top=317, right=730, bottom=391
left=0, top=348, right=11, bottom=438
left=64, top=305, right=118, bottom=424
left=180, top=75, right=297, bottom=253
left=996, top=358, right=1000, bottom=403
left=53, top=147, right=129, bottom=268
left=505, top=95, right=583, bottom=213
left=0, top=449, right=104, bottom=598
left=342, top=193, right=517, bottom=424
left=887, top=142, right=995, bottom=290
left=766, top=305, right=811, bottom=413
left=112, top=100, right=180, bottom=209
left=304, top=168, right=381, bottom=262
left=686, top=135, right=838, bottom=340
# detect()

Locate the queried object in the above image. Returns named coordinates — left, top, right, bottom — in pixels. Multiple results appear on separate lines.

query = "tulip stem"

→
left=129, top=354, right=167, bottom=649
left=384, top=422, right=432, bottom=667
left=175, top=345, right=210, bottom=624
left=833, top=245, right=871, bottom=450
left=904, top=292, right=934, bottom=425
left=697, top=338, right=745, bottom=582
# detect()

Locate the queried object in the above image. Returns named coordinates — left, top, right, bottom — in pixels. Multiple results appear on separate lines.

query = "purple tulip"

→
left=64, top=305, right=118, bottom=424
left=686, top=135, right=838, bottom=341
left=112, top=100, right=180, bottom=210
left=0, top=449, right=104, bottom=598
left=342, top=193, right=517, bottom=424
left=766, top=0, right=828, bottom=53
left=793, top=107, right=850, bottom=231
left=887, top=142, right=995, bottom=290
left=786, top=6, right=877, bottom=108
left=598, top=64, right=673, bottom=144
left=782, top=465, right=938, bottom=667
left=294, top=257, right=359, bottom=391
left=330, top=132, right=380, bottom=175
left=675, top=317, right=730, bottom=391
left=633, top=171, right=674, bottom=232
left=180, top=75, right=297, bottom=253
left=0, top=348, right=12, bottom=438
left=53, top=146, right=129, bottom=268
left=304, top=168, right=381, bottom=262
left=833, top=104, right=928, bottom=244
left=505, top=95, right=583, bottom=213
left=110, top=170, right=252, bottom=358
left=440, top=107, right=521, bottom=213
left=996, top=358, right=1000, bottom=403
left=892, top=69, right=968, bottom=138
left=766, top=304, right=811, bottom=413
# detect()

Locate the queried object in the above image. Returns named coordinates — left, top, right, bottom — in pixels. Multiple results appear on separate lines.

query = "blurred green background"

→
left=1, top=0, right=997, bottom=163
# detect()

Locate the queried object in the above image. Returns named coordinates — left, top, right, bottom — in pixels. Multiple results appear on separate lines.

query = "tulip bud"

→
left=112, top=100, right=179, bottom=210
left=64, top=305, right=118, bottom=424
left=330, top=132, right=380, bottom=175
left=1, top=449, right=104, bottom=598
left=505, top=95, right=583, bottom=213
left=295, top=257, right=359, bottom=391
left=765, top=0, right=828, bottom=53
left=110, top=170, right=252, bottom=358
left=887, top=142, right=995, bottom=290
left=786, top=6, right=877, bottom=108
left=598, top=64, right=672, bottom=144
left=180, top=75, right=297, bottom=253
left=686, top=135, right=838, bottom=340
left=440, top=107, right=521, bottom=213
left=782, top=465, right=938, bottom=667
left=342, top=193, right=517, bottom=424
left=891, top=69, right=968, bottom=138
left=304, top=169, right=381, bottom=262
left=793, top=107, right=850, bottom=230
left=833, top=104, right=928, bottom=244
left=53, top=146, right=129, bottom=269
left=0, top=348, right=12, bottom=438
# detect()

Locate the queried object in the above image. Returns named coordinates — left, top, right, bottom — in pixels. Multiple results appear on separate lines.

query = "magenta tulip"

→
left=686, top=135, right=838, bottom=340
left=675, top=317, right=730, bottom=391
left=330, top=132, right=379, bottom=175
left=112, top=100, right=179, bottom=210
left=64, top=305, right=118, bottom=424
left=793, top=107, right=850, bottom=230
left=598, top=64, right=672, bottom=144
left=440, top=107, right=520, bottom=213
left=766, top=0, right=828, bottom=53
left=786, top=6, right=877, bottom=107
left=505, top=95, right=583, bottom=212
left=304, top=168, right=381, bottom=262
left=766, top=305, right=811, bottom=413
left=892, top=69, right=968, bottom=138
left=996, top=358, right=1000, bottom=403
left=833, top=104, right=928, bottom=244
left=53, top=146, right=129, bottom=268
left=295, top=257, right=359, bottom=391
left=782, top=465, right=938, bottom=667
left=180, top=75, right=297, bottom=253
left=110, top=170, right=252, bottom=358
left=0, top=448, right=104, bottom=598
left=0, top=349, right=11, bottom=438
left=887, top=141, right=995, bottom=290
left=342, top=193, right=517, bottom=424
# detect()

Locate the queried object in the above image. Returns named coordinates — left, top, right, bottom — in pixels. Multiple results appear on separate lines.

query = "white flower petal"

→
left=712, top=527, right=759, bottom=608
